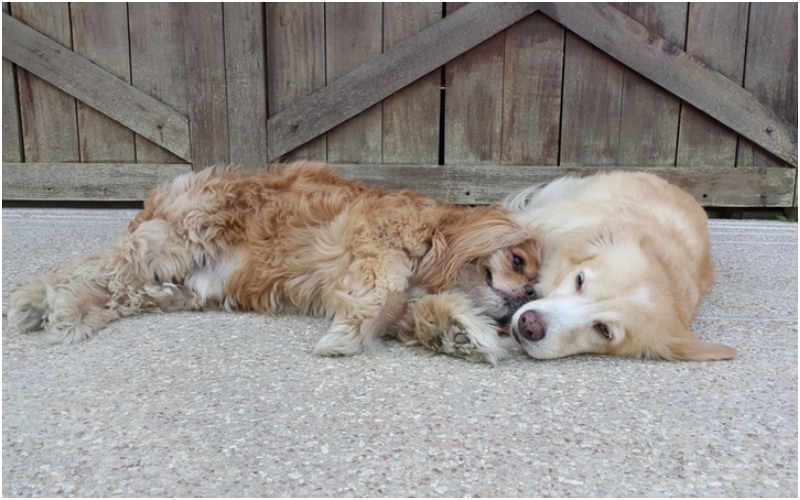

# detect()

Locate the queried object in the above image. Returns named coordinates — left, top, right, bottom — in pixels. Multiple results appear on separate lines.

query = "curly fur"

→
left=8, top=162, right=540, bottom=365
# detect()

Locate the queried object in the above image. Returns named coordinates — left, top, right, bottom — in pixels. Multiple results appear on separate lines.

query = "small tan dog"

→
left=8, top=162, right=539, bottom=364
left=504, top=171, right=737, bottom=361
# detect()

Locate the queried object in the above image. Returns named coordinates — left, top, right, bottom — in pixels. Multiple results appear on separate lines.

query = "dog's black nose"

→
left=518, top=310, right=545, bottom=341
left=524, top=285, right=536, bottom=298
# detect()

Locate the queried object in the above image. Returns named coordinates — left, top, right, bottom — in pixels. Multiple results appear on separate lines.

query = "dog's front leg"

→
left=390, top=291, right=507, bottom=366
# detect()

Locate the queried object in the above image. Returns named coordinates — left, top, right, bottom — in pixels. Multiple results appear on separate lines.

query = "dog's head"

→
left=510, top=227, right=737, bottom=361
left=415, top=206, right=540, bottom=324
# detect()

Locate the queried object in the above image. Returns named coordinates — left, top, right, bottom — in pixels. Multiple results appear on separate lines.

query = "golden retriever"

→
left=504, top=171, right=737, bottom=361
left=7, top=162, right=539, bottom=365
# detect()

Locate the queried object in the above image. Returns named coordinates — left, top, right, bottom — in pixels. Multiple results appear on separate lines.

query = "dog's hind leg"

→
left=8, top=218, right=208, bottom=343
left=390, top=291, right=507, bottom=365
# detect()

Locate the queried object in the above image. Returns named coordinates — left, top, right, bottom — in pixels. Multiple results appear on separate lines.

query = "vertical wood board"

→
left=560, top=3, right=628, bottom=166
left=382, top=2, right=441, bottom=165
left=129, top=3, right=187, bottom=163
left=2, top=2, right=22, bottom=162
left=13, top=2, right=79, bottom=162
left=444, top=2, right=505, bottom=165
left=70, top=3, right=135, bottom=163
left=617, top=3, right=686, bottom=166
left=224, top=2, right=268, bottom=169
left=184, top=3, right=230, bottom=168
left=677, top=3, right=748, bottom=166
left=501, top=12, right=564, bottom=166
left=266, top=3, right=326, bottom=161
left=737, top=3, right=798, bottom=170
left=325, top=3, right=383, bottom=164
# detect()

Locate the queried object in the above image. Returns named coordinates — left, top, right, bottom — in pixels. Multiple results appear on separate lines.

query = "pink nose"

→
left=518, top=310, right=546, bottom=341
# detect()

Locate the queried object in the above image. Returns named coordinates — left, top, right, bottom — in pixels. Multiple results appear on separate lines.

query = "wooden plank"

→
left=325, top=3, right=383, bottom=164
left=11, top=3, right=79, bottom=162
left=676, top=3, right=748, bottom=167
left=2, top=163, right=191, bottom=201
left=2, top=2, right=22, bottom=162
left=266, top=3, right=326, bottom=162
left=382, top=2, right=441, bottom=164
left=444, top=2, right=505, bottom=165
left=70, top=3, right=135, bottom=163
left=560, top=3, right=628, bottom=166
left=4, top=12, right=192, bottom=162
left=737, top=3, right=798, bottom=170
left=267, top=3, right=539, bottom=161
left=536, top=2, right=797, bottom=167
left=223, top=2, right=268, bottom=169
left=184, top=3, right=229, bottom=168
left=328, top=164, right=795, bottom=208
left=617, top=3, right=686, bottom=166
left=501, top=11, right=564, bottom=165
left=128, top=3, right=188, bottom=164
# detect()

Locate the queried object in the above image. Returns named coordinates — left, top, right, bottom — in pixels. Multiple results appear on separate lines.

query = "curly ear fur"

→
left=415, top=207, right=531, bottom=291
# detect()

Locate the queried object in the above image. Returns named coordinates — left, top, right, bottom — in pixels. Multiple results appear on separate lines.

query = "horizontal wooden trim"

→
left=2, top=163, right=191, bottom=201
left=536, top=2, right=798, bottom=167
left=267, top=2, right=539, bottom=160
left=4, top=163, right=794, bottom=207
left=2, top=13, right=192, bottom=162
left=329, top=164, right=797, bottom=207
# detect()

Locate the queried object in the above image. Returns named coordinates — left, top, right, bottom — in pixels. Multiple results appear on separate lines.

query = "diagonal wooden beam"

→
left=535, top=2, right=798, bottom=167
left=2, top=12, right=192, bottom=162
left=267, top=2, right=539, bottom=161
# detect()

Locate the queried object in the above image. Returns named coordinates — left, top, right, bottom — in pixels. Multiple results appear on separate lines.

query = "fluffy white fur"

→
left=505, top=171, right=737, bottom=361
left=7, top=162, right=540, bottom=365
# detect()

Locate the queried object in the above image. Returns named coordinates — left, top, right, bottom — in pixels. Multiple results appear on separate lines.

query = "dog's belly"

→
left=185, top=250, right=245, bottom=306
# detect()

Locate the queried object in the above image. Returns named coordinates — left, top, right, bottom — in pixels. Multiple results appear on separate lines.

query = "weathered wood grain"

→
left=267, top=2, right=539, bottom=161
left=224, top=2, right=268, bottom=169
left=70, top=3, right=135, bottom=163
left=444, top=2, right=505, bottom=165
left=328, top=164, right=795, bottom=207
left=129, top=3, right=187, bottom=163
left=536, top=2, right=797, bottom=167
left=560, top=3, right=628, bottom=166
left=266, top=3, right=327, bottom=162
left=3, top=163, right=191, bottom=201
left=617, top=3, right=686, bottom=166
left=4, top=11, right=192, bottom=162
left=382, top=2, right=441, bottom=164
left=325, top=3, right=383, bottom=164
left=2, top=2, right=21, bottom=162
left=737, top=3, right=798, bottom=170
left=11, top=3, right=79, bottom=162
left=502, top=12, right=564, bottom=165
left=676, top=3, right=748, bottom=167
left=184, top=3, right=229, bottom=168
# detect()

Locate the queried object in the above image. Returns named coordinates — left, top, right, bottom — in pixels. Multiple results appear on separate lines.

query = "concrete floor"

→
left=2, top=208, right=797, bottom=497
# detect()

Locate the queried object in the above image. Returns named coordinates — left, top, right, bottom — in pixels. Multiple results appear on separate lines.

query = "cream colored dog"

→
left=504, top=171, right=737, bottom=361
left=8, top=162, right=540, bottom=364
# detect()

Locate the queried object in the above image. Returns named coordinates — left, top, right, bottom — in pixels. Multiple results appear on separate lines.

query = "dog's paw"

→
left=436, top=318, right=507, bottom=366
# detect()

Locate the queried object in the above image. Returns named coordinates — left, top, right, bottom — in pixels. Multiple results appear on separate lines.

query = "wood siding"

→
left=2, top=2, right=797, bottom=207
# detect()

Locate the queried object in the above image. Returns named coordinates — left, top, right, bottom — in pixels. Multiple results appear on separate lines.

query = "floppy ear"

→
left=415, top=207, right=532, bottom=291
left=666, top=332, right=738, bottom=361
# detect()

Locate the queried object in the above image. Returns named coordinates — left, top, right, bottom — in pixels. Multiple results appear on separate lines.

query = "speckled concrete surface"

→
left=2, top=209, right=797, bottom=497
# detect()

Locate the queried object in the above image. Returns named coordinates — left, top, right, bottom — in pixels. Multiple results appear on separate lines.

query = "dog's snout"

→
left=524, top=285, right=536, bottom=298
left=518, top=310, right=546, bottom=341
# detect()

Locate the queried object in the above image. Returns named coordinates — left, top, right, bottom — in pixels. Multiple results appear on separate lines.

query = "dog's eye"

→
left=576, top=272, right=584, bottom=292
left=512, top=254, right=524, bottom=273
left=595, top=323, right=612, bottom=341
